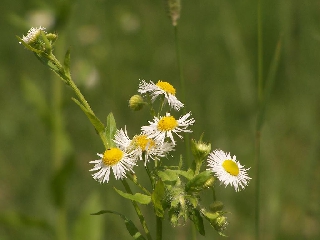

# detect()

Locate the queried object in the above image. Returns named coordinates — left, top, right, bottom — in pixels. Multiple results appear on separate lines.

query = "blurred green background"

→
left=1, top=0, right=319, bottom=239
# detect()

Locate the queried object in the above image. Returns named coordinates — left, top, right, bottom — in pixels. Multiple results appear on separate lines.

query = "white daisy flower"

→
left=138, top=80, right=184, bottom=111
left=207, top=149, right=251, bottom=192
left=141, top=112, right=195, bottom=145
left=89, top=128, right=137, bottom=183
left=114, top=128, right=175, bottom=164
left=20, top=26, right=46, bottom=44
left=131, top=134, right=175, bottom=164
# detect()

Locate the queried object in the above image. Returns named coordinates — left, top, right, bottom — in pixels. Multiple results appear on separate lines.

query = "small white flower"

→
left=141, top=112, right=195, bottom=145
left=89, top=128, right=137, bottom=183
left=138, top=80, right=184, bottom=111
left=131, top=134, right=175, bottom=164
left=20, top=26, right=46, bottom=44
left=207, top=149, right=251, bottom=192
left=114, top=128, right=175, bottom=164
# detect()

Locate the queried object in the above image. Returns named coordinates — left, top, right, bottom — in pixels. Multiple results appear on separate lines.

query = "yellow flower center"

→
left=102, top=148, right=123, bottom=166
left=134, top=135, right=156, bottom=151
left=156, top=80, right=176, bottom=95
left=157, top=116, right=178, bottom=131
left=222, top=160, right=239, bottom=176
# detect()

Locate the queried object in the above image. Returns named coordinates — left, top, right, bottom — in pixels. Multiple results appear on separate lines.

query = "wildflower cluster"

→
left=19, top=27, right=252, bottom=239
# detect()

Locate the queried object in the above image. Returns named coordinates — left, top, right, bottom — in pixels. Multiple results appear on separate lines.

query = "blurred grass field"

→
left=1, top=0, right=320, bottom=239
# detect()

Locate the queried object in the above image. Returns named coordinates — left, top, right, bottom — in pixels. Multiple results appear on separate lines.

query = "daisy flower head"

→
left=207, top=149, right=251, bottom=192
left=141, top=112, right=195, bottom=145
left=131, top=134, right=175, bottom=164
left=20, top=26, right=46, bottom=44
left=138, top=80, right=184, bottom=111
left=89, top=128, right=137, bottom=183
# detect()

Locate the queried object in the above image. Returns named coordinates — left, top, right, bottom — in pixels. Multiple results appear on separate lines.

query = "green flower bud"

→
left=213, top=215, right=228, bottom=233
left=191, top=137, right=211, bottom=163
left=129, top=94, right=145, bottom=111
left=209, top=201, right=224, bottom=212
left=46, top=33, right=58, bottom=45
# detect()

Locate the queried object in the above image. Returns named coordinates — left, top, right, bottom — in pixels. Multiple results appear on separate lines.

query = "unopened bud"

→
left=191, top=138, right=211, bottom=163
left=129, top=95, right=145, bottom=111
left=209, top=201, right=224, bottom=212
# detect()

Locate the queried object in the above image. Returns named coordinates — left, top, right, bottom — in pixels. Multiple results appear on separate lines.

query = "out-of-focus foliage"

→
left=1, top=0, right=319, bottom=239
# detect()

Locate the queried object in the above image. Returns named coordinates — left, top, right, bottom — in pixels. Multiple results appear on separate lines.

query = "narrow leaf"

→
left=189, top=209, right=205, bottom=236
left=185, top=170, right=212, bottom=193
left=72, top=97, right=105, bottom=134
left=91, top=210, right=146, bottom=240
left=151, top=180, right=165, bottom=217
left=114, top=188, right=151, bottom=205
left=105, top=113, right=117, bottom=148
left=64, top=49, right=71, bottom=77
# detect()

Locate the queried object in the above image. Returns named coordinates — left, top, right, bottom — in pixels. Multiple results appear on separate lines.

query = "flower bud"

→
left=191, top=138, right=211, bottom=163
left=209, top=201, right=224, bottom=212
left=213, top=215, right=228, bottom=233
left=129, top=94, right=145, bottom=111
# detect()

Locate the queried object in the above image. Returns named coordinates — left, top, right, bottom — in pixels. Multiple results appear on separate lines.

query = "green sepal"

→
left=40, top=30, right=52, bottom=54
left=91, top=210, right=146, bottom=240
left=72, top=98, right=105, bottom=134
left=151, top=180, right=165, bottom=217
left=114, top=188, right=151, bottom=205
left=185, top=170, right=212, bottom=193
left=104, top=113, right=117, bottom=148
left=189, top=208, right=205, bottom=236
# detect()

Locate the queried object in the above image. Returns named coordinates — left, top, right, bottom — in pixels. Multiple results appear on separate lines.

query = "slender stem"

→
left=257, top=0, right=263, bottom=103
left=174, top=26, right=186, bottom=105
left=121, top=180, right=153, bottom=240
left=174, top=25, right=190, bottom=165
left=255, top=0, right=263, bottom=239
left=156, top=216, right=163, bottom=240
left=127, top=174, right=151, bottom=195
left=254, top=130, right=261, bottom=240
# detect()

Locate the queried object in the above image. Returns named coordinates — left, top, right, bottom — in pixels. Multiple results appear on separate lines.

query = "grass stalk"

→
left=255, top=0, right=263, bottom=239
left=174, top=25, right=191, bottom=165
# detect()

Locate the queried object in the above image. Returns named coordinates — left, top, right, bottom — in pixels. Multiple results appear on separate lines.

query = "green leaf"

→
left=189, top=208, right=205, bottom=236
left=185, top=170, right=212, bottom=193
left=104, top=113, right=117, bottom=148
left=157, top=169, right=179, bottom=182
left=91, top=210, right=146, bottom=240
left=64, top=49, right=71, bottom=77
left=50, top=156, right=75, bottom=207
left=72, top=97, right=105, bottom=134
left=151, top=180, right=165, bottom=217
left=114, top=188, right=151, bottom=205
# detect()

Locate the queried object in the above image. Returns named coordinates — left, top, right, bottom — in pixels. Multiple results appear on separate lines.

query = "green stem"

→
left=174, top=26, right=185, bottom=105
left=127, top=174, right=151, bottom=195
left=174, top=25, right=190, bottom=166
left=255, top=0, right=263, bottom=239
left=156, top=216, right=163, bottom=240
left=121, top=180, right=153, bottom=240
left=254, top=130, right=261, bottom=240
